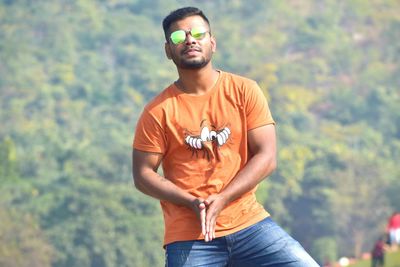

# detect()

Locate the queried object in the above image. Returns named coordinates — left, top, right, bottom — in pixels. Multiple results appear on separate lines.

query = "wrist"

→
left=183, top=195, right=201, bottom=210
left=218, top=192, right=231, bottom=207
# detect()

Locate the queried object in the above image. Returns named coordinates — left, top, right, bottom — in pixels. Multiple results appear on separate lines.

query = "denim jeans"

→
left=165, top=217, right=319, bottom=267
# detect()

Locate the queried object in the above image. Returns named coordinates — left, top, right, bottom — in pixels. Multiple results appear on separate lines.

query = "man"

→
left=132, top=6, right=318, bottom=266
left=386, top=211, right=400, bottom=250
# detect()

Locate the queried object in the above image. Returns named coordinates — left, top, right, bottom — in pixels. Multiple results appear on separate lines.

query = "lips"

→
left=183, top=47, right=201, bottom=55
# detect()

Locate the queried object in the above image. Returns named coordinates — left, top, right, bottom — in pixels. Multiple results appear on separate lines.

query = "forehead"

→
left=169, top=15, right=209, bottom=32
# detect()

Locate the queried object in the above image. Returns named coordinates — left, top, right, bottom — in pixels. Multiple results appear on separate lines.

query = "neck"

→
left=175, top=64, right=219, bottom=95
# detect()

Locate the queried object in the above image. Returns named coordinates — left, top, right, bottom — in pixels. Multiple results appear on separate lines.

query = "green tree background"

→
left=1, top=0, right=399, bottom=266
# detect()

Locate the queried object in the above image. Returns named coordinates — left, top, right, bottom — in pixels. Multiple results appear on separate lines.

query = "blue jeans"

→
left=165, top=217, right=319, bottom=267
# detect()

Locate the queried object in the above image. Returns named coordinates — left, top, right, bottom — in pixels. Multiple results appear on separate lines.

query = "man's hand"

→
left=203, top=194, right=228, bottom=242
left=190, top=198, right=207, bottom=236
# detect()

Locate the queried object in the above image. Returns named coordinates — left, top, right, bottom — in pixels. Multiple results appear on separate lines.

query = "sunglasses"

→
left=169, top=27, right=209, bottom=45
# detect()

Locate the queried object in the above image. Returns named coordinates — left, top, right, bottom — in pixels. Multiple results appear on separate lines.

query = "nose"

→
left=184, top=32, right=197, bottom=45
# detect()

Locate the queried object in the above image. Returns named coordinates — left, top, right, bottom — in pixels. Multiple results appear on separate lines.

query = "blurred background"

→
left=1, top=0, right=399, bottom=266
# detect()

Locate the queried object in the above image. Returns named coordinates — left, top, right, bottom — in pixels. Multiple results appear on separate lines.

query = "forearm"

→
left=132, top=149, right=198, bottom=207
left=220, top=151, right=276, bottom=204
left=202, top=150, right=276, bottom=242
left=133, top=170, right=196, bottom=208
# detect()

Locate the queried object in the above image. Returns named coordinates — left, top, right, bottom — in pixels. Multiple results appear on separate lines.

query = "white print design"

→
left=185, top=126, right=231, bottom=150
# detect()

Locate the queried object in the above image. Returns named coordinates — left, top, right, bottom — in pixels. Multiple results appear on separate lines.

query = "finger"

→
left=209, top=219, right=215, bottom=241
left=200, top=205, right=206, bottom=236
left=206, top=216, right=210, bottom=236
left=210, top=230, right=214, bottom=242
left=205, top=229, right=211, bottom=242
left=206, top=213, right=214, bottom=242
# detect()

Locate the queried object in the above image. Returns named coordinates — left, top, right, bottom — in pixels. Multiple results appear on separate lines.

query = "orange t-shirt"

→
left=133, top=71, right=275, bottom=246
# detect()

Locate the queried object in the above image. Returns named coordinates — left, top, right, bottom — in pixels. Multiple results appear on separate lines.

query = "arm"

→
left=132, top=149, right=206, bottom=234
left=204, top=123, right=277, bottom=241
left=219, top=123, right=276, bottom=202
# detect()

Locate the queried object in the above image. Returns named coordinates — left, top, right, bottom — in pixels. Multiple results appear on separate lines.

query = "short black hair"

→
left=162, top=6, right=211, bottom=41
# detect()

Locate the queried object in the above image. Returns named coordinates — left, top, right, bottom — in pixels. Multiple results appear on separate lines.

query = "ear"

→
left=165, top=42, right=172, bottom=59
left=210, top=35, right=217, bottom=53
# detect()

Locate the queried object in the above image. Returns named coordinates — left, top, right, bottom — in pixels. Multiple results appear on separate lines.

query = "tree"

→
left=329, top=156, right=390, bottom=258
left=0, top=208, right=53, bottom=267
left=0, top=137, right=17, bottom=181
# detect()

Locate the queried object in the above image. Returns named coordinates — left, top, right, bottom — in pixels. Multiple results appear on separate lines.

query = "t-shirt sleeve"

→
left=133, top=108, right=166, bottom=153
left=245, top=81, right=275, bottom=130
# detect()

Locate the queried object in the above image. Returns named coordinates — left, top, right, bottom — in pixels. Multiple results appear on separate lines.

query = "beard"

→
left=177, top=57, right=210, bottom=69
left=171, top=49, right=213, bottom=69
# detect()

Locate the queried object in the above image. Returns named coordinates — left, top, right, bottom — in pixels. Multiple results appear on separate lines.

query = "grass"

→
left=349, top=250, right=400, bottom=267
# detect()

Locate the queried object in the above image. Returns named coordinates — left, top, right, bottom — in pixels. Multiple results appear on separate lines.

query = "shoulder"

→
left=219, top=71, right=262, bottom=102
left=142, top=84, right=176, bottom=114
left=220, top=71, right=258, bottom=88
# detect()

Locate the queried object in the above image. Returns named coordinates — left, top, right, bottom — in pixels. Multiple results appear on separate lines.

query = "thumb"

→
left=204, top=194, right=217, bottom=206
left=199, top=201, right=206, bottom=210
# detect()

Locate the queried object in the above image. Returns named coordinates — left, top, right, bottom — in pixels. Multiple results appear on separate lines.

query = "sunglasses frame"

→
left=169, top=27, right=209, bottom=45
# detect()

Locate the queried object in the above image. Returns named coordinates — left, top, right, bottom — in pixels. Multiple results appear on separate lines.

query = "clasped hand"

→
left=192, top=194, right=228, bottom=242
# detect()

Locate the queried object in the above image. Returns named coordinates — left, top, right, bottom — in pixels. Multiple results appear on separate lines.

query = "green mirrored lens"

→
left=170, top=28, right=208, bottom=44
left=170, top=30, right=186, bottom=44
left=190, top=28, right=207, bottom=39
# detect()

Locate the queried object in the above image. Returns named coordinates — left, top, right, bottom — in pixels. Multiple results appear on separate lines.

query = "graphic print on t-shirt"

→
left=184, top=119, right=231, bottom=161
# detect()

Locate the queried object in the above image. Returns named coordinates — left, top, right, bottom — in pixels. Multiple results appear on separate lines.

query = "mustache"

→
left=182, top=47, right=202, bottom=54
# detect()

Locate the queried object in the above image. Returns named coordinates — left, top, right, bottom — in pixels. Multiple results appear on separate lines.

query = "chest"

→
left=163, top=90, right=246, bottom=153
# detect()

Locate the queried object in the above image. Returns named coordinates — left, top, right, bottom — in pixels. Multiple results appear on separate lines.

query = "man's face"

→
left=165, top=15, right=216, bottom=69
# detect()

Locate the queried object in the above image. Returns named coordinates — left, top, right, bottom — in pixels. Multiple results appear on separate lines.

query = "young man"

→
left=132, top=6, right=318, bottom=266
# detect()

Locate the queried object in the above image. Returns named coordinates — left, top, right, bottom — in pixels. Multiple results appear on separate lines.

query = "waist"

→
left=161, top=193, right=268, bottom=245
